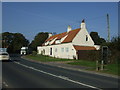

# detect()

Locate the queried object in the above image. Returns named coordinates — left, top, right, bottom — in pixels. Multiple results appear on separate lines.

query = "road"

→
left=2, top=55, right=119, bottom=89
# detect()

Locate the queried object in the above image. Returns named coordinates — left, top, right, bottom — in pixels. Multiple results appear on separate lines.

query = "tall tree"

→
left=101, top=36, right=120, bottom=63
left=29, top=32, right=48, bottom=51
left=2, top=32, right=29, bottom=53
left=90, top=32, right=106, bottom=45
left=109, top=36, right=120, bottom=51
left=2, top=32, right=14, bottom=48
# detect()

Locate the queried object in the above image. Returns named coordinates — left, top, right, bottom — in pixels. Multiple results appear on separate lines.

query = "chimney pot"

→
left=81, top=19, right=86, bottom=29
left=48, top=33, right=52, bottom=38
left=82, top=19, right=85, bottom=23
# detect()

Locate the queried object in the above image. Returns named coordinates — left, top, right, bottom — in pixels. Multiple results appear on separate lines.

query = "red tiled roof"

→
left=44, top=28, right=80, bottom=45
left=73, top=45, right=96, bottom=50
left=45, top=32, right=67, bottom=42
left=62, top=28, right=80, bottom=43
left=57, top=32, right=67, bottom=40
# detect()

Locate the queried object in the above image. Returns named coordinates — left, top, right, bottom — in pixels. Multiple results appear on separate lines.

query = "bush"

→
left=32, top=51, right=37, bottom=56
left=100, top=36, right=120, bottom=64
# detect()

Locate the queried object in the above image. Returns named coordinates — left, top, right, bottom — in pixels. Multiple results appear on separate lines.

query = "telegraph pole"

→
left=107, top=14, right=110, bottom=42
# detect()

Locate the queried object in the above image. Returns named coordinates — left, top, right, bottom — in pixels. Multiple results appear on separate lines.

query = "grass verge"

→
left=100, top=63, right=119, bottom=75
left=67, top=60, right=119, bottom=76
left=67, top=60, right=96, bottom=68
left=25, top=54, right=75, bottom=62
left=25, top=54, right=119, bottom=76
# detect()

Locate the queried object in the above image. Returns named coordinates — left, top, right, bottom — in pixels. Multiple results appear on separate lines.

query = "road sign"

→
left=102, top=46, right=108, bottom=64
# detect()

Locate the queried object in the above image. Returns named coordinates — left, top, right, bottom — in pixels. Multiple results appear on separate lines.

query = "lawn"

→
left=67, top=60, right=119, bottom=76
left=101, top=63, right=119, bottom=75
left=25, top=54, right=119, bottom=76
left=67, top=60, right=96, bottom=68
left=25, top=54, right=75, bottom=62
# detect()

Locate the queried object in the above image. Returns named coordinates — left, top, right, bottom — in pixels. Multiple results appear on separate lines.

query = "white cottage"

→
left=37, top=20, right=100, bottom=59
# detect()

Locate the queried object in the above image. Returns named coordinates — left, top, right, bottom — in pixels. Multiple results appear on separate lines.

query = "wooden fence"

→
left=77, top=50, right=101, bottom=61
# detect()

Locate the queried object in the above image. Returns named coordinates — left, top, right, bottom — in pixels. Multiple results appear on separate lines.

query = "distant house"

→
left=37, top=20, right=100, bottom=59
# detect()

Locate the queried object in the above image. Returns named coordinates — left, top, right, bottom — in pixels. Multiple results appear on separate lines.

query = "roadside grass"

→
left=100, top=63, right=119, bottom=75
left=25, top=54, right=75, bottom=62
left=25, top=54, right=119, bottom=76
left=67, top=60, right=119, bottom=76
left=67, top=60, right=96, bottom=68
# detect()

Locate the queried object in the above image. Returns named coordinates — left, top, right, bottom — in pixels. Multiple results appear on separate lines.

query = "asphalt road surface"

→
left=2, top=54, right=119, bottom=89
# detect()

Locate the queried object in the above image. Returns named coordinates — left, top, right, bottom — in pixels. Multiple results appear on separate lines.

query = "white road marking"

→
left=3, top=82, right=8, bottom=87
left=14, top=61, right=102, bottom=90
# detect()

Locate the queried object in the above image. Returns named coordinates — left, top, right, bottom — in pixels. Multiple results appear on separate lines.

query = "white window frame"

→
left=61, top=48, right=64, bottom=52
left=66, top=47, right=69, bottom=52
left=86, top=35, right=88, bottom=41
left=55, top=48, right=57, bottom=52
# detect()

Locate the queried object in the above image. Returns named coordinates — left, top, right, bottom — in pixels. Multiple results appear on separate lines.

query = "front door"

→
left=50, top=48, right=52, bottom=55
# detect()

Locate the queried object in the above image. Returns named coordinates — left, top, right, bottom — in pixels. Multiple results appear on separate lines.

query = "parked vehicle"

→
left=20, top=47, right=28, bottom=55
left=0, top=48, right=7, bottom=52
left=0, top=52, right=10, bottom=61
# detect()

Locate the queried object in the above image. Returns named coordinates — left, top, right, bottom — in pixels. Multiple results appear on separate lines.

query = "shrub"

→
left=32, top=51, right=37, bottom=56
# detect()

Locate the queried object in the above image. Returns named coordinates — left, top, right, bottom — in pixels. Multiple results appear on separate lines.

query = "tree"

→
left=2, top=32, right=14, bottom=48
left=2, top=32, right=29, bottom=53
left=29, top=32, right=48, bottom=51
left=11, top=33, right=29, bottom=53
left=100, top=36, right=120, bottom=63
left=110, top=36, right=120, bottom=51
left=90, top=32, right=106, bottom=45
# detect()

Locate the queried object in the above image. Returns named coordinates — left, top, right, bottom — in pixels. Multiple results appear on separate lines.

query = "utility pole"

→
left=107, top=14, right=110, bottom=42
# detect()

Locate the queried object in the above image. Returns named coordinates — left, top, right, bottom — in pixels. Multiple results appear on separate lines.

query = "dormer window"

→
left=55, top=48, right=57, bottom=52
left=61, top=48, right=64, bottom=52
left=55, top=39, right=61, bottom=44
left=45, top=41, right=49, bottom=45
left=49, top=38, right=57, bottom=45
left=86, top=35, right=88, bottom=41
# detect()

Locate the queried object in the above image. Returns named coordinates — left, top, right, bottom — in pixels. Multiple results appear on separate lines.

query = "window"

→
left=55, top=48, right=57, bottom=52
left=55, top=40, right=61, bottom=44
left=86, top=35, right=88, bottom=41
left=50, top=48, right=52, bottom=55
left=21, top=49, right=26, bottom=52
left=66, top=48, right=69, bottom=52
left=43, top=49, right=45, bottom=54
left=61, top=48, right=64, bottom=52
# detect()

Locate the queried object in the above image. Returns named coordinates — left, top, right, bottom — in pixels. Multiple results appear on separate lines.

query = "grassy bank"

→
left=67, top=60, right=96, bottom=68
left=25, top=54, right=119, bottom=76
left=68, top=60, right=119, bottom=76
left=101, top=63, right=119, bottom=75
left=25, top=54, right=75, bottom=62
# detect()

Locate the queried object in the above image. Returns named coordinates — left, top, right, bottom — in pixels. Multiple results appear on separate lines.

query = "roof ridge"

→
left=51, top=28, right=80, bottom=37
left=44, top=28, right=81, bottom=45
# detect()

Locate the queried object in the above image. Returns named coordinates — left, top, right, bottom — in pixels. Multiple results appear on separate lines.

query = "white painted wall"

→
left=37, top=43, right=77, bottom=59
left=37, top=21, right=100, bottom=59
left=72, top=28, right=95, bottom=46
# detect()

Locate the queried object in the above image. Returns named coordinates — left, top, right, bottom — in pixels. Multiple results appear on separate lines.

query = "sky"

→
left=2, top=2, right=118, bottom=42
